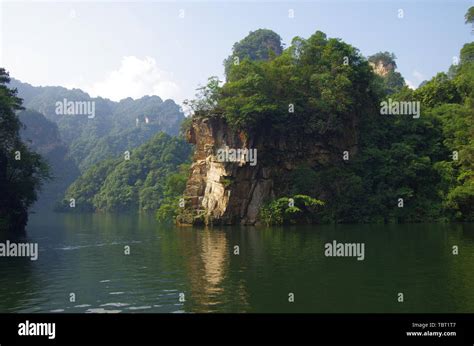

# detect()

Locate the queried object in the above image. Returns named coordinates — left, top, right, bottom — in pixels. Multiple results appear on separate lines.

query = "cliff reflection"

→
left=200, top=228, right=227, bottom=289
left=174, top=227, right=251, bottom=312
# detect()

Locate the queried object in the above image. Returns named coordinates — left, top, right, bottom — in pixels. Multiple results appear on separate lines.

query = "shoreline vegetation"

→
left=174, top=17, right=473, bottom=225
left=0, top=7, right=473, bottom=232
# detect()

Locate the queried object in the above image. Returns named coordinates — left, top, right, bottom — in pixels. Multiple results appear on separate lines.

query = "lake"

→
left=0, top=212, right=473, bottom=313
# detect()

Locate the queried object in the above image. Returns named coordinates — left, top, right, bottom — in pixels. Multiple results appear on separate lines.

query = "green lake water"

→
left=0, top=212, right=473, bottom=313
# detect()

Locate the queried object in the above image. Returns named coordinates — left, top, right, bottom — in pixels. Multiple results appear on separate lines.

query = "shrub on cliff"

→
left=260, top=195, right=325, bottom=225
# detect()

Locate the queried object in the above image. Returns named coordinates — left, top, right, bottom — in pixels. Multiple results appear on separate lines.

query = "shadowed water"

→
left=0, top=212, right=473, bottom=313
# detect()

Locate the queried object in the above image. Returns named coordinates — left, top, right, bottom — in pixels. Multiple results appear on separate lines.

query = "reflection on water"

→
left=192, top=229, right=228, bottom=307
left=0, top=213, right=473, bottom=313
left=201, top=229, right=227, bottom=288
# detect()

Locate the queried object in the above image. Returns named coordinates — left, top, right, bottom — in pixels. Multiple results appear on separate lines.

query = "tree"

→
left=368, top=52, right=405, bottom=94
left=260, top=195, right=325, bottom=225
left=10, top=78, right=185, bottom=173
left=460, top=42, right=474, bottom=65
left=186, top=23, right=474, bottom=224
left=155, top=164, right=190, bottom=223
left=465, top=6, right=474, bottom=24
left=183, top=76, right=222, bottom=116
left=413, top=73, right=461, bottom=108
left=220, top=30, right=376, bottom=135
left=62, top=133, right=191, bottom=213
left=224, top=29, right=283, bottom=78
left=0, top=68, right=50, bottom=232
left=368, top=51, right=398, bottom=69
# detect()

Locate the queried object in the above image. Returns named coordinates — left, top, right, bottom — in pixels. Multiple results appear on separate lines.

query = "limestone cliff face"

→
left=180, top=116, right=358, bottom=225
left=369, top=60, right=395, bottom=77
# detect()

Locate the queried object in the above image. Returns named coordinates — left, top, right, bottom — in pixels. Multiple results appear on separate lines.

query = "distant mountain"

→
left=19, top=109, right=80, bottom=210
left=10, top=78, right=186, bottom=172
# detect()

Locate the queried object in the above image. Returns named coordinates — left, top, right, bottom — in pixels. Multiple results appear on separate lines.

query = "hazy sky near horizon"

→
left=1, top=0, right=472, bottom=105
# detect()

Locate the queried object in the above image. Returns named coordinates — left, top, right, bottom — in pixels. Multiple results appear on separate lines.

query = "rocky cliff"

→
left=179, top=115, right=359, bottom=225
left=369, top=60, right=395, bottom=77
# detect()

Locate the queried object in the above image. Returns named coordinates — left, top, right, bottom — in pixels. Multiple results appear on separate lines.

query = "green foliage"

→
left=446, top=179, right=474, bottom=220
left=59, top=158, right=118, bottom=212
left=290, top=165, right=319, bottom=196
left=346, top=40, right=474, bottom=222
left=0, top=69, right=50, bottom=232
left=260, top=195, right=325, bottom=225
left=368, top=51, right=398, bottom=68
left=183, top=76, right=222, bottom=116
left=8, top=79, right=187, bottom=213
left=189, top=25, right=473, bottom=223
left=220, top=31, right=377, bottom=134
left=413, top=73, right=461, bottom=107
left=62, top=133, right=191, bottom=213
left=383, top=70, right=405, bottom=94
left=179, top=116, right=193, bottom=136
left=428, top=103, right=474, bottom=221
left=460, top=42, right=474, bottom=65
left=368, top=52, right=405, bottom=94
left=465, top=6, right=474, bottom=24
left=19, top=109, right=80, bottom=209
left=51, top=15, right=474, bottom=224
left=155, top=164, right=190, bottom=223
left=224, top=29, right=283, bottom=78
left=10, top=80, right=186, bottom=172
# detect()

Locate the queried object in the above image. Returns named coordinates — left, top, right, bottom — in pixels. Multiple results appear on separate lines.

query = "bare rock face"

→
left=180, top=116, right=358, bottom=226
left=369, top=60, right=395, bottom=77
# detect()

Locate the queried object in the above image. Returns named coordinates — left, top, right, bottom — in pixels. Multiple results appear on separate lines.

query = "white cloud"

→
left=413, top=70, right=424, bottom=81
left=81, top=56, right=180, bottom=102
left=406, top=70, right=425, bottom=90
left=405, top=80, right=417, bottom=90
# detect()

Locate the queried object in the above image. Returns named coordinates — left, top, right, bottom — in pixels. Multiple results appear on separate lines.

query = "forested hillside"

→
left=0, top=69, right=49, bottom=232
left=10, top=79, right=185, bottom=172
left=180, top=9, right=474, bottom=225
left=60, top=132, right=191, bottom=213
left=4, top=7, right=472, bottom=225
left=19, top=109, right=79, bottom=210
left=6, top=79, right=186, bottom=210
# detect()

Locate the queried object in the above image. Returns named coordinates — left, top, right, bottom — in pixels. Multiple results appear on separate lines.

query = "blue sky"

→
left=1, top=0, right=472, bottom=105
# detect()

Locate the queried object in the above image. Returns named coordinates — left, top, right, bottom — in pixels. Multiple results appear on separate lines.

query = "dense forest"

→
left=181, top=7, right=474, bottom=224
left=19, top=109, right=79, bottom=209
left=11, top=79, right=185, bottom=172
left=0, top=69, right=49, bottom=232
left=58, top=133, right=191, bottom=213
left=1, top=74, right=188, bottom=230
left=0, top=7, right=472, bottom=232
left=5, top=79, right=187, bottom=211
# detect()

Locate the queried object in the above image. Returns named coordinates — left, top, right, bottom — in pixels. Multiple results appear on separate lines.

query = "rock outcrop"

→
left=180, top=116, right=358, bottom=225
left=369, top=60, right=395, bottom=77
